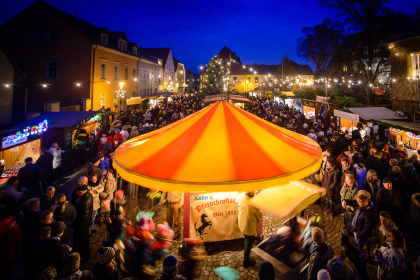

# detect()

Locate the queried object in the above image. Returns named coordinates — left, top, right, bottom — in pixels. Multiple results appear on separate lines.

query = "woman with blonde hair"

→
left=341, top=173, right=359, bottom=232
left=361, top=169, right=380, bottom=199
left=51, top=194, right=76, bottom=244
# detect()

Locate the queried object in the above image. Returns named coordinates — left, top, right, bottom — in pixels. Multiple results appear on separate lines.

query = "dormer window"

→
left=118, top=39, right=127, bottom=51
left=133, top=47, right=137, bottom=55
left=101, top=34, right=108, bottom=45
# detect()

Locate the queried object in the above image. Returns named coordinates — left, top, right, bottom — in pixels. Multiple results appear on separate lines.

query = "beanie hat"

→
left=97, top=247, right=115, bottom=265
left=51, top=221, right=66, bottom=237
left=317, top=269, right=331, bottom=280
left=91, top=156, right=100, bottom=165
left=163, top=254, right=178, bottom=274
left=327, top=258, right=346, bottom=280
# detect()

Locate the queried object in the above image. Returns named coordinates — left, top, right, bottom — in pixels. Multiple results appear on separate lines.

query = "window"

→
left=45, top=61, right=58, bottom=79
left=233, top=77, right=237, bottom=82
left=114, top=65, right=119, bottom=80
left=100, top=63, right=106, bottom=79
left=47, top=30, right=60, bottom=44
left=412, top=54, right=420, bottom=78
left=132, top=91, right=136, bottom=97
left=255, top=77, right=258, bottom=83
left=139, top=68, right=143, bottom=80
left=247, top=77, right=251, bottom=82
left=133, top=68, right=136, bottom=79
left=133, top=47, right=137, bottom=55
left=101, top=34, right=108, bottom=45
left=125, top=68, right=128, bottom=80
left=118, top=40, right=127, bottom=51
left=343, top=66, right=348, bottom=72
left=16, top=31, right=28, bottom=44
left=100, top=94, right=105, bottom=107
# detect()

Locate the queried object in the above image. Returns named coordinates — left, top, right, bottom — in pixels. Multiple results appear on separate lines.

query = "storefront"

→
left=299, top=99, right=339, bottom=127
left=334, top=109, right=366, bottom=136
left=0, top=119, right=48, bottom=184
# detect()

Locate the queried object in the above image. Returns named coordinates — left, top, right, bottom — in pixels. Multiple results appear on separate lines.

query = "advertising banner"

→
left=190, top=192, right=243, bottom=242
left=316, top=96, right=328, bottom=102
left=292, top=99, right=303, bottom=113
left=319, top=103, right=330, bottom=118
left=334, top=110, right=360, bottom=123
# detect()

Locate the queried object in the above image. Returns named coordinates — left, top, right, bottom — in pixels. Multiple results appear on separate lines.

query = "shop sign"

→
left=319, top=103, right=330, bottom=118
left=127, top=97, right=142, bottom=106
left=190, top=192, right=243, bottom=242
left=2, top=134, right=27, bottom=149
left=292, top=99, right=303, bottom=113
left=334, top=110, right=359, bottom=122
left=406, top=132, right=420, bottom=139
left=389, top=127, right=403, bottom=134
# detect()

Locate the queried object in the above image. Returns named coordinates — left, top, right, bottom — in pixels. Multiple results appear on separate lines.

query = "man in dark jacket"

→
left=345, top=190, right=376, bottom=250
left=17, top=157, right=44, bottom=197
left=327, top=136, right=341, bottom=158
left=36, top=149, right=54, bottom=189
left=365, top=151, right=386, bottom=180
left=72, top=178, right=93, bottom=264
left=322, top=159, right=339, bottom=218
left=60, top=252, right=93, bottom=280
left=376, top=178, right=404, bottom=230
left=88, top=157, right=103, bottom=182
left=307, top=227, right=334, bottom=280
left=86, top=133, right=100, bottom=161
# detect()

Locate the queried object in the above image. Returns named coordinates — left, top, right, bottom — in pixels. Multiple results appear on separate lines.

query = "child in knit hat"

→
left=159, top=254, right=186, bottom=280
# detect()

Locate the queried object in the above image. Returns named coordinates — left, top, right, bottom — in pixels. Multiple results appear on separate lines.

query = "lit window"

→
left=133, top=68, right=136, bottom=78
left=255, top=77, right=259, bottom=83
left=114, top=65, right=119, bottom=80
left=412, top=53, right=420, bottom=78
left=343, top=66, right=348, bottom=72
left=125, top=68, right=129, bottom=80
left=101, top=63, right=106, bottom=79
left=46, top=61, right=58, bottom=79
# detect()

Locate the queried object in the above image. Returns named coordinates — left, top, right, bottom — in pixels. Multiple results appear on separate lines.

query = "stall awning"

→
left=347, top=107, right=408, bottom=121
left=376, top=119, right=420, bottom=134
left=113, top=101, right=322, bottom=192
left=127, top=97, right=142, bottom=106
left=15, top=111, right=97, bottom=129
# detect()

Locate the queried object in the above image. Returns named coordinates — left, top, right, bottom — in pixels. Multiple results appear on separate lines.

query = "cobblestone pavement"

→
left=8, top=166, right=420, bottom=279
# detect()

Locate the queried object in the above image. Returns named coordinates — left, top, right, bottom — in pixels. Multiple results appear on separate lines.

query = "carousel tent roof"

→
left=113, top=101, right=322, bottom=192
left=15, top=111, right=97, bottom=129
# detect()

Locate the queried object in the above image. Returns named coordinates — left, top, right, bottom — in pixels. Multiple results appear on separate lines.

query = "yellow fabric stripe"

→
left=114, top=103, right=216, bottom=170
left=226, top=104, right=316, bottom=172
left=171, top=102, right=236, bottom=182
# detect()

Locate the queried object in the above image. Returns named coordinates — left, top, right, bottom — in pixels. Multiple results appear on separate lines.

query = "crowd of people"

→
left=0, top=94, right=420, bottom=280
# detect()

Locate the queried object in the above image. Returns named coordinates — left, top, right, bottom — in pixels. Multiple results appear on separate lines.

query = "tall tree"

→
left=200, top=55, right=228, bottom=96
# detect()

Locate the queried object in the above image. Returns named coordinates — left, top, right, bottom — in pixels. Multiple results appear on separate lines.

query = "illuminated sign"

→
left=1, top=120, right=48, bottom=150
left=2, top=134, right=28, bottom=149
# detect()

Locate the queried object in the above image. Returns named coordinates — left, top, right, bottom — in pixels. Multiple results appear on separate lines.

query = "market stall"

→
left=113, top=101, right=322, bottom=242
left=298, top=99, right=339, bottom=127
left=126, top=96, right=142, bottom=110
left=0, top=119, right=48, bottom=184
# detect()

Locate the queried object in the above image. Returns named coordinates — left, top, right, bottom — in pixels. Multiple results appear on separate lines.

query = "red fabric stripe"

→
left=227, top=103, right=321, bottom=158
left=131, top=102, right=220, bottom=179
left=223, top=102, right=286, bottom=180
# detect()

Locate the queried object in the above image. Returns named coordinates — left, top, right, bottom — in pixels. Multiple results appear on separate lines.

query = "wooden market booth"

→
left=297, top=99, right=339, bottom=127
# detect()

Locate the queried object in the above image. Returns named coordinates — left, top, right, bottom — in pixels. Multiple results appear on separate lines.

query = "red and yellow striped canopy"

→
left=113, top=101, right=322, bottom=192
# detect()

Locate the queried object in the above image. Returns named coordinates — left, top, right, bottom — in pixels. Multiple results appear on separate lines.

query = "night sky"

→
left=0, top=0, right=415, bottom=73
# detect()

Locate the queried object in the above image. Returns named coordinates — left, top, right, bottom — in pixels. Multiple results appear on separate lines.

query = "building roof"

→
left=244, top=64, right=278, bottom=75
left=289, top=61, right=315, bottom=76
left=217, top=46, right=242, bottom=64
left=173, top=57, right=184, bottom=70
left=138, top=48, right=160, bottom=64
left=14, top=111, right=97, bottom=129
left=347, top=107, right=408, bottom=121
left=204, top=94, right=250, bottom=103
left=377, top=119, right=420, bottom=134
left=141, top=48, right=171, bottom=67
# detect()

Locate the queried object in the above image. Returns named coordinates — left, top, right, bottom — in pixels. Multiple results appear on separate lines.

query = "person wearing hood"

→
left=320, top=253, right=361, bottom=280
left=375, top=178, right=404, bottom=230
left=307, top=226, right=335, bottom=280
left=375, top=229, right=407, bottom=279
left=340, top=173, right=359, bottom=232
left=88, top=173, right=104, bottom=234
left=72, top=178, right=93, bottom=264
left=361, top=169, right=380, bottom=199
left=345, top=190, right=376, bottom=250
left=353, top=158, right=367, bottom=188
left=60, top=252, right=93, bottom=280
left=411, top=193, right=420, bottom=243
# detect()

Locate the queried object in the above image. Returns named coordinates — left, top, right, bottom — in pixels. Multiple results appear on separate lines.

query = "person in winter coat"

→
left=48, top=143, right=65, bottom=172
left=113, top=129, right=123, bottom=146
left=388, top=166, right=409, bottom=209
left=340, top=173, right=359, bottom=232
left=354, top=159, right=367, bottom=189
left=339, top=158, right=356, bottom=190
left=99, top=137, right=113, bottom=155
left=375, top=229, right=407, bottom=279
left=322, top=159, right=339, bottom=218
left=17, top=157, right=44, bottom=197
left=361, top=169, right=381, bottom=200
left=376, top=178, right=404, bottom=230
left=22, top=198, right=41, bottom=256
left=99, top=172, right=117, bottom=225
left=72, top=182, right=93, bottom=264
left=98, top=154, right=110, bottom=172
left=93, top=247, right=121, bottom=280
left=411, top=193, right=420, bottom=243
left=376, top=211, right=406, bottom=252
left=60, top=252, right=93, bottom=280
left=0, top=207, right=22, bottom=279
left=51, top=194, right=77, bottom=244
left=88, top=174, right=104, bottom=234
left=236, top=192, right=262, bottom=268
left=88, top=156, right=103, bottom=182
left=365, top=151, right=386, bottom=180
left=40, top=186, right=56, bottom=211
left=36, top=148, right=54, bottom=189
left=120, top=126, right=129, bottom=142
left=345, top=190, right=376, bottom=250
left=340, top=229, right=368, bottom=279
left=86, top=133, right=100, bottom=160
left=129, top=126, right=139, bottom=139
left=307, top=227, right=335, bottom=280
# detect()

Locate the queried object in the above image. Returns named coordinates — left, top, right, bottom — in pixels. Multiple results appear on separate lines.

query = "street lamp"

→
left=116, top=82, right=125, bottom=112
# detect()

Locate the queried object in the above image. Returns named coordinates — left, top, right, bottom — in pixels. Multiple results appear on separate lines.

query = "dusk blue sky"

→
left=0, top=0, right=415, bottom=73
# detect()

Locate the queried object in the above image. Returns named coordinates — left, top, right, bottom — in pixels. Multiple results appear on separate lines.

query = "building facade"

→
left=141, top=48, right=176, bottom=92
left=137, top=48, right=162, bottom=97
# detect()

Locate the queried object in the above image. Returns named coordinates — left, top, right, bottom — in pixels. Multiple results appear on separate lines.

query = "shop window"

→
left=114, top=65, right=119, bottom=80
left=47, top=30, right=60, bottom=44
left=100, top=63, right=106, bottom=79
left=125, top=67, right=129, bottom=80
left=412, top=54, right=420, bottom=78
left=45, top=60, right=58, bottom=79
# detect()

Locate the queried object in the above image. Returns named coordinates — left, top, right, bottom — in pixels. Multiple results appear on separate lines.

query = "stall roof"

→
left=15, top=111, right=97, bottom=129
left=348, top=107, right=408, bottom=121
left=377, top=119, right=420, bottom=134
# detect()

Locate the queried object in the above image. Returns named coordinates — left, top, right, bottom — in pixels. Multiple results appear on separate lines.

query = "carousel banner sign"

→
left=190, top=192, right=243, bottom=242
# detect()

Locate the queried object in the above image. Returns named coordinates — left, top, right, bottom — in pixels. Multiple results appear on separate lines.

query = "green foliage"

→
left=200, top=55, right=228, bottom=96
left=293, top=87, right=325, bottom=100
left=329, top=92, right=361, bottom=108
